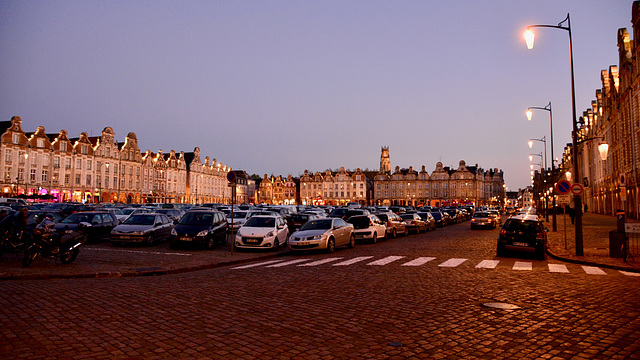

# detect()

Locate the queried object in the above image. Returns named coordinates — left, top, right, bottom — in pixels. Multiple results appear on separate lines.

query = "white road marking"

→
left=438, top=258, right=467, bottom=267
left=402, top=257, right=436, bottom=266
left=475, top=260, right=499, bottom=269
left=620, top=270, right=640, bottom=277
left=86, top=248, right=192, bottom=256
left=582, top=266, right=607, bottom=275
left=232, top=259, right=285, bottom=269
left=549, top=264, right=569, bottom=273
left=513, top=261, right=532, bottom=271
left=333, top=256, right=374, bottom=266
left=266, top=259, right=311, bottom=268
left=367, top=256, right=405, bottom=266
left=298, top=257, right=343, bottom=266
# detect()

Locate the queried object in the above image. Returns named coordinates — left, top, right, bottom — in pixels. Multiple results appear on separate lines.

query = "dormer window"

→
left=12, top=134, right=20, bottom=144
left=37, top=139, right=45, bottom=148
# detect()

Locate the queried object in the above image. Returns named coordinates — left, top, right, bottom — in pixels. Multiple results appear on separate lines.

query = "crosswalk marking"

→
left=581, top=266, right=606, bottom=275
left=402, top=257, right=436, bottom=266
left=620, top=270, right=640, bottom=276
left=367, top=256, right=405, bottom=266
left=513, top=261, right=532, bottom=271
left=333, top=256, right=374, bottom=266
left=266, top=259, right=311, bottom=268
left=438, top=258, right=467, bottom=268
left=298, top=257, right=343, bottom=267
left=476, top=260, right=499, bottom=269
left=549, top=264, right=569, bottom=273
left=232, top=259, right=285, bottom=269
left=231, top=256, right=640, bottom=278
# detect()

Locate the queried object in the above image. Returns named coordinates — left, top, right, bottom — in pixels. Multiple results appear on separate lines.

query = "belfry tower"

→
left=380, top=146, right=391, bottom=174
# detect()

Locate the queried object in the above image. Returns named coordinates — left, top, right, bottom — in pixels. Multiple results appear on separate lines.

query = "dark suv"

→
left=496, top=214, right=547, bottom=259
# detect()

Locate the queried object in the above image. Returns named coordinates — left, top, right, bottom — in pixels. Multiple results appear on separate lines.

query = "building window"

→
left=75, top=174, right=81, bottom=185
left=87, top=160, right=92, bottom=170
left=19, top=152, right=25, bottom=164
left=53, top=156, right=60, bottom=168
left=76, top=159, right=82, bottom=169
left=37, top=139, right=45, bottom=148
left=4, top=167, right=11, bottom=181
left=86, top=175, right=91, bottom=186
left=64, top=174, right=70, bottom=185
left=81, top=145, right=88, bottom=154
left=4, top=150, right=11, bottom=163
left=41, top=170, right=48, bottom=182
left=18, top=168, right=24, bottom=181
left=60, top=142, right=66, bottom=151
left=30, top=169, right=36, bottom=182
left=12, top=134, right=20, bottom=144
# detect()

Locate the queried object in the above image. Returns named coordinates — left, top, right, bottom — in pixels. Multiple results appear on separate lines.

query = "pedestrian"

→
left=568, top=206, right=575, bottom=224
left=584, top=204, right=588, bottom=213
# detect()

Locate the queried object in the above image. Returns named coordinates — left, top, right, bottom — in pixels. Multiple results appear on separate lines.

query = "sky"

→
left=0, top=0, right=634, bottom=191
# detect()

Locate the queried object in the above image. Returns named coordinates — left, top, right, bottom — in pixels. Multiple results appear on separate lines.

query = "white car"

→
left=227, top=211, right=249, bottom=231
left=289, top=218, right=355, bottom=253
left=346, top=214, right=387, bottom=244
left=234, top=215, right=289, bottom=250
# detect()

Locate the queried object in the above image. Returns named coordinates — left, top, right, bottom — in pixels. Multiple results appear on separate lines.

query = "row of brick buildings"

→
left=0, top=115, right=505, bottom=207
left=535, top=2, right=640, bottom=220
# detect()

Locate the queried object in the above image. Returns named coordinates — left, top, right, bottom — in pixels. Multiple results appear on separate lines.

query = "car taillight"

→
left=471, top=219, right=476, bottom=222
left=536, top=232, right=545, bottom=240
left=500, top=229, right=506, bottom=236
left=488, top=219, right=493, bottom=222
left=387, top=221, right=392, bottom=227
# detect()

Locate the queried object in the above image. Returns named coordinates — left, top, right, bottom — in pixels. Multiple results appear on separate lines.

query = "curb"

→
left=0, top=251, right=290, bottom=281
left=546, top=249, right=640, bottom=274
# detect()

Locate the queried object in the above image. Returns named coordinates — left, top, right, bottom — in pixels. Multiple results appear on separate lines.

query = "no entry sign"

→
left=556, top=180, right=571, bottom=195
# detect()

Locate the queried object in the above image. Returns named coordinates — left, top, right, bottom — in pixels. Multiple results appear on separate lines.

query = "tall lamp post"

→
left=527, top=102, right=557, bottom=231
left=525, top=13, right=583, bottom=255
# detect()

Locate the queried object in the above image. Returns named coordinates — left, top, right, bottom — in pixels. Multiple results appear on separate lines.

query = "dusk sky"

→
left=0, top=1, right=633, bottom=191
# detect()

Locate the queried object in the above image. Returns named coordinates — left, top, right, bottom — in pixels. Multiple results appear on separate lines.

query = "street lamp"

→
left=525, top=13, right=583, bottom=255
left=527, top=102, right=557, bottom=231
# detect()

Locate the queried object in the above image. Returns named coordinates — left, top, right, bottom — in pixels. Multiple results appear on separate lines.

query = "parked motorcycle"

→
left=0, top=211, right=27, bottom=259
left=21, top=217, right=91, bottom=267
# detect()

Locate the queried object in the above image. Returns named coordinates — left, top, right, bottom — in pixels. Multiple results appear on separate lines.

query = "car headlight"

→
left=308, top=234, right=323, bottom=241
left=266, top=231, right=275, bottom=238
left=197, top=230, right=209, bottom=237
left=171, top=229, right=177, bottom=236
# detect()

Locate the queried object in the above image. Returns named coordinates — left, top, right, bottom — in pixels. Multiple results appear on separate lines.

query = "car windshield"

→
left=244, top=217, right=276, bottom=228
left=376, top=214, right=389, bottom=222
left=503, top=219, right=540, bottom=233
left=474, top=213, right=489, bottom=218
left=300, top=219, right=332, bottom=230
left=400, top=214, right=414, bottom=220
left=117, top=209, right=135, bottom=215
left=430, top=212, right=442, bottom=219
left=347, top=216, right=370, bottom=228
left=62, top=213, right=94, bottom=224
left=178, top=212, right=213, bottom=225
left=123, top=214, right=156, bottom=225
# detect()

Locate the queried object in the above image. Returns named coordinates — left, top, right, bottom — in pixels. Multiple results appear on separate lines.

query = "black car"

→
left=169, top=210, right=228, bottom=249
left=430, top=211, right=446, bottom=227
left=497, top=214, right=547, bottom=259
left=56, top=211, right=119, bottom=242
left=42, top=203, right=93, bottom=218
left=286, top=213, right=320, bottom=233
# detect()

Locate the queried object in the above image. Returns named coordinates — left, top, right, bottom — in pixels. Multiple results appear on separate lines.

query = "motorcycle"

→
left=0, top=211, right=27, bottom=259
left=21, top=217, right=91, bottom=267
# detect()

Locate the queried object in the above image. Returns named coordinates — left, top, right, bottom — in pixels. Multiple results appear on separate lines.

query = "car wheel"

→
left=382, top=231, right=387, bottom=241
left=273, top=237, right=280, bottom=251
left=22, top=246, right=38, bottom=267
left=146, top=235, right=156, bottom=246
left=404, top=228, right=409, bottom=236
left=347, top=234, right=355, bottom=249
left=496, top=243, right=506, bottom=257
left=326, top=237, right=335, bottom=253
left=206, top=237, right=216, bottom=250
left=371, top=233, right=377, bottom=244
left=391, top=228, right=397, bottom=239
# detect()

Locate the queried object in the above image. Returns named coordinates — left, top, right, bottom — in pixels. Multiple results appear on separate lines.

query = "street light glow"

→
left=598, top=143, right=609, bottom=160
left=526, top=109, right=533, bottom=121
left=524, top=29, right=535, bottom=49
left=528, top=140, right=533, bottom=148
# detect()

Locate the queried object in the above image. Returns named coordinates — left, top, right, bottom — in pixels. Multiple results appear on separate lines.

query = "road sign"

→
left=556, top=180, right=571, bottom=194
left=226, top=171, right=236, bottom=183
left=557, top=195, right=570, bottom=205
left=625, top=223, right=640, bottom=234
left=570, top=183, right=583, bottom=196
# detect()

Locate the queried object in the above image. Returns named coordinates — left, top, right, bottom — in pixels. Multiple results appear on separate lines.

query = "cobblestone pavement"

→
left=1, top=219, right=639, bottom=359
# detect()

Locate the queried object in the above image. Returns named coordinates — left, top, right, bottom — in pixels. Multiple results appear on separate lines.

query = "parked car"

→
left=111, top=213, right=174, bottom=246
left=169, top=210, right=228, bottom=249
left=487, top=209, right=502, bottom=225
left=115, top=208, right=151, bottom=223
left=227, top=211, right=250, bottom=231
left=430, top=211, right=446, bottom=227
left=287, top=213, right=321, bottom=233
left=41, top=203, right=92, bottom=218
left=328, top=208, right=370, bottom=220
left=442, top=208, right=462, bottom=223
left=289, top=218, right=355, bottom=253
left=374, top=212, right=408, bottom=238
left=416, top=212, right=436, bottom=231
left=496, top=213, right=547, bottom=259
left=234, top=215, right=289, bottom=251
left=154, top=208, right=184, bottom=222
left=56, top=211, right=119, bottom=242
left=347, top=214, right=386, bottom=244
left=400, top=213, right=428, bottom=234
left=470, top=211, right=496, bottom=230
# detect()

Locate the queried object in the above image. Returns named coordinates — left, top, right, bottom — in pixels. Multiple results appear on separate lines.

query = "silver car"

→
left=289, top=218, right=355, bottom=253
left=111, top=213, right=174, bottom=246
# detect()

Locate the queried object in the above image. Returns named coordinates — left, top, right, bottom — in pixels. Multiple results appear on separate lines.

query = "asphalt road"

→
left=1, top=220, right=639, bottom=359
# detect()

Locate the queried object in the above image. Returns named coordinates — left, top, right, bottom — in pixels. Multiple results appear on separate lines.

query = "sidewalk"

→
left=545, top=211, right=640, bottom=272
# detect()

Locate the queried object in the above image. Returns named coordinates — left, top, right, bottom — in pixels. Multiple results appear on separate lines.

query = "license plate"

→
left=297, top=242, right=309, bottom=246
left=513, top=242, right=528, bottom=247
left=246, top=238, right=259, bottom=244
left=119, top=236, right=130, bottom=239
left=180, top=237, right=192, bottom=241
